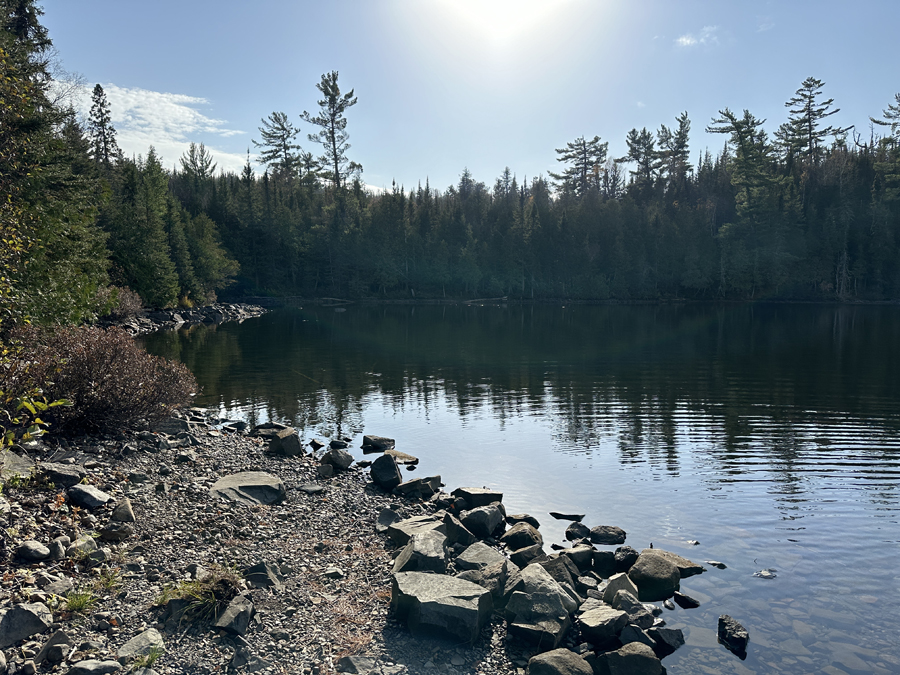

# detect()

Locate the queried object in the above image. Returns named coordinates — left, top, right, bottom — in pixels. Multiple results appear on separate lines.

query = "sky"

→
left=42, top=0, right=900, bottom=193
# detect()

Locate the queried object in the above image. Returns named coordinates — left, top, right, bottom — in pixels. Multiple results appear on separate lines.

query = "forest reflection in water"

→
left=142, top=303, right=900, bottom=674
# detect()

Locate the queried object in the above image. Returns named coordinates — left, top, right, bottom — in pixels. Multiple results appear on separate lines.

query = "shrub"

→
left=97, top=285, right=144, bottom=321
left=1, top=325, right=197, bottom=434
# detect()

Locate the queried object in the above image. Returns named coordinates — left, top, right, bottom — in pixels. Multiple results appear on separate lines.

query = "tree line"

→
left=3, top=0, right=900, bottom=335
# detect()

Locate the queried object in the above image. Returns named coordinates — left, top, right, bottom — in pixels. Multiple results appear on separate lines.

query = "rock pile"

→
left=104, top=303, right=266, bottom=336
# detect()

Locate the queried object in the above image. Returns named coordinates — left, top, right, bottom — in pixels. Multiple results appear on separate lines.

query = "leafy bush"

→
left=96, top=285, right=144, bottom=321
left=1, top=326, right=196, bottom=433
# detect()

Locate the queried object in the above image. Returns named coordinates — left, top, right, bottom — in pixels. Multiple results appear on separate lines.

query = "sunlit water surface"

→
left=142, top=304, right=900, bottom=674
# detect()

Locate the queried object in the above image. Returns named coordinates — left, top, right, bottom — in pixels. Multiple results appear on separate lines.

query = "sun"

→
left=435, top=0, right=568, bottom=48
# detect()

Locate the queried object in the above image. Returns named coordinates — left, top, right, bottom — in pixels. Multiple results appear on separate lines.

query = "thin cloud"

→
left=757, top=17, right=775, bottom=32
left=675, top=25, right=719, bottom=48
left=65, top=82, right=248, bottom=173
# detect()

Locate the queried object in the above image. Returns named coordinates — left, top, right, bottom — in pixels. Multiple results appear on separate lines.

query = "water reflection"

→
left=142, top=304, right=900, bottom=674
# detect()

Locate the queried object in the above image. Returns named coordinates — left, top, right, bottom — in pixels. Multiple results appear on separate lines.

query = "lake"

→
left=142, top=303, right=900, bottom=674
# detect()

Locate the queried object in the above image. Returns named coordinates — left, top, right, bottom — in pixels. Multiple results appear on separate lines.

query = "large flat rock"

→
left=391, top=571, right=493, bottom=643
left=0, top=602, right=52, bottom=648
left=209, top=472, right=286, bottom=505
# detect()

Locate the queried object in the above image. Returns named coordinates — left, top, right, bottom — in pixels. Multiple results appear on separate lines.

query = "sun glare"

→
left=436, top=0, right=567, bottom=47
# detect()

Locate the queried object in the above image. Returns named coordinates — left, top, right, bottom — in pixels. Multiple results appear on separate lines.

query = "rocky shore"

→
left=0, top=414, right=750, bottom=675
left=101, top=303, right=267, bottom=336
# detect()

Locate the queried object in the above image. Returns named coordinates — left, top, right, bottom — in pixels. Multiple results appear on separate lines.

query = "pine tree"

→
left=87, top=83, right=119, bottom=169
left=621, top=127, right=660, bottom=190
left=781, top=77, right=848, bottom=167
left=253, top=111, right=303, bottom=180
left=301, top=71, right=361, bottom=190
left=871, top=93, right=900, bottom=142
left=549, top=136, right=608, bottom=197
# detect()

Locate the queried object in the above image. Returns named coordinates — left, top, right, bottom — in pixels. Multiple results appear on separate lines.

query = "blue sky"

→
left=43, top=0, right=900, bottom=192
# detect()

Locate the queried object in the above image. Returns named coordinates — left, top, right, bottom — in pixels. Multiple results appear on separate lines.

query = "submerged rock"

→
left=717, top=614, right=749, bottom=659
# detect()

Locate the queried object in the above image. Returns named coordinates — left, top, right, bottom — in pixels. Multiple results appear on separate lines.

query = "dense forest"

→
left=3, top=1, right=900, bottom=331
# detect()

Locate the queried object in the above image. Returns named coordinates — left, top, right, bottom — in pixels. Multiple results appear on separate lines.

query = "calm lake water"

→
left=142, top=304, right=900, bottom=674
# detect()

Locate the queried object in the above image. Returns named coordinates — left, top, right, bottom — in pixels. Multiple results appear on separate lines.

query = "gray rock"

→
left=384, top=448, right=419, bottom=465
left=321, top=447, right=354, bottom=471
left=639, top=548, right=705, bottom=578
left=593, top=550, right=616, bottom=578
left=628, top=553, right=680, bottom=601
left=392, top=530, right=448, bottom=574
left=336, top=655, right=378, bottom=673
left=267, top=428, right=304, bottom=457
left=385, top=514, right=446, bottom=546
left=442, top=512, right=477, bottom=546
left=0, top=451, right=35, bottom=479
left=394, top=475, right=441, bottom=499
left=370, top=454, right=402, bottom=491
left=38, top=462, right=86, bottom=488
left=561, top=544, right=594, bottom=573
left=520, top=563, right=577, bottom=614
left=672, top=590, right=700, bottom=609
left=578, top=605, right=627, bottom=646
left=565, top=522, right=591, bottom=541
left=214, top=595, right=255, bottom=635
left=209, top=472, right=286, bottom=506
left=34, top=629, right=74, bottom=664
left=611, top=590, right=654, bottom=630
left=0, top=602, right=52, bottom=648
left=506, top=513, right=541, bottom=529
left=505, top=590, right=572, bottom=650
left=99, top=523, right=133, bottom=542
left=460, top=504, right=504, bottom=539
left=538, top=556, right=579, bottom=590
left=549, top=511, right=585, bottom=522
left=601, top=573, right=640, bottom=605
left=526, top=648, right=592, bottom=675
left=614, top=545, right=640, bottom=573
left=647, top=626, right=685, bottom=657
left=717, top=614, right=749, bottom=659
left=451, top=487, right=503, bottom=509
left=375, top=508, right=401, bottom=533
left=619, top=624, right=656, bottom=648
left=456, top=559, right=508, bottom=602
left=17, top=540, right=50, bottom=562
left=110, top=499, right=135, bottom=523
left=67, top=660, right=123, bottom=675
left=589, top=642, right=662, bottom=675
left=67, top=485, right=112, bottom=510
left=117, top=628, right=164, bottom=664
left=391, top=571, right=493, bottom=643
left=455, top=542, right=506, bottom=571
left=44, top=576, right=73, bottom=595
left=509, top=544, right=545, bottom=568
left=501, top=522, right=543, bottom=550
left=362, top=434, right=395, bottom=451
left=243, top=562, right=285, bottom=590
left=317, top=464, right=335, bottom=478
left=589, top=525, right=626, bottom=546
left=66, top=535, right=98, bottom=557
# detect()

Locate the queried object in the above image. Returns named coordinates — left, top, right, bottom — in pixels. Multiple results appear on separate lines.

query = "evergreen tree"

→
left=253, top=111, right=304, bottom=180
left=550, top=135, right=608, bottom=197
left=871, top=93, right=900, bottom=142
left=301, top=71, right=361, bottom=189
left=781, top=77, right=848, bottom=167
left=621, top=127, right=660, bottom=190
left=87, top=83, right=119, bottom=169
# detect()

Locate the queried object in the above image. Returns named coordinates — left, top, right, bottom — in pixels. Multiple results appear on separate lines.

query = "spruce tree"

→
left=87, top=83, right=119, bottom=169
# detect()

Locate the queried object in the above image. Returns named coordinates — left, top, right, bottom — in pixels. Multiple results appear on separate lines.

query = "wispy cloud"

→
left=675, top=25, right=720, bottom=48
left=636, top=101, right=646, bottom=109
left=66, top=83, right=249, bottom=173
left=757, top=16, right=775, bottom=32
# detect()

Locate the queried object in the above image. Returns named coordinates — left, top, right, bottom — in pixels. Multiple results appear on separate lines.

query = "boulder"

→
left=614, top=546, right=639, bottom=573
left=0, top=450, right=34, bottom=479
left=209, top=472, right=286, bottom=506
left=549, top=512, right=585, bottom=522
left=214, top=595, right=255, bottom=635
left=506, top=513, right=541, bottom=529
left=628, top=553, right=680, bottom=601
left=117, top=628, right=164, bottom=664
left=578, top=605, right=626, bottom=646
left=370, top=454, right=402, bottom=491
left=526, top=648, right=592, bottom=675
left=717, top=615, right=749, bottom=659
left=375, top=508, right=401, bottom=533
left=648, top=626, right=685, bottom=657
left=384, top=448, right=418, bottom=465
left=538, top=556, right=579, bottom=590
left=505, top=590, right=572, bottom=651
left=394, top=476, right=441, bottom=499
left=589, top=642, right=662, bottom=675
left=619, top=625, right=655, bottom=648
left=67, top=661, right=123, bottom=675
left=321, top=448, right=354, bottom=471
left=456, top=559, right=508, bottom=602
left=38, top=462, right=85, bottom=488
left=672, top=590, right=700, bottom=609
left=639, top=548, right=705, bottom=578
left=460, top=505, right=504, bottom=539
left=560, top=544, right=594, bottom=573
left=589, top=525, right=626, bottom=546
left=509, top=544, right=545, bottom=568
left=110, top=499, right=135, bottom=523
left=267, top=428, right=304, bottom=457
left=501, top=522, right=543, bottom=550
left=611, top=590, right=654, bottom=630
left=451, top=487, right=503, bottom=509
left=391, top=571, right=492, bottom=643
left=520, top=563, right=577, bottom=614
left=0, top=602, right=52, bottom=648
left=386, top=514, right=447, bottom=546
left=317, top=463, right=335, bottom=479
left=455, top=542, right=507, bottom=571
left=67, top=485, right=112, bottom=510
left=362, top=435, right=395, bottom=451
left=17, top=540, right=50, bottom=562
left=393, top=530, right=448, bottom=574
left=601, top=573, right=639, bottom=605
left=442, top=512, right=477, bottom=546
left=593, top=550, right=616, bottom=578
left=565, top=522, right=590, bottom=541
